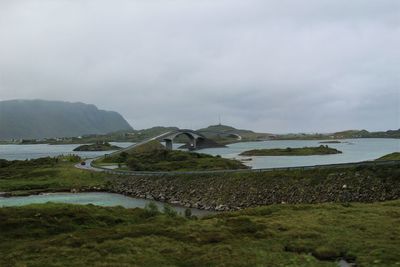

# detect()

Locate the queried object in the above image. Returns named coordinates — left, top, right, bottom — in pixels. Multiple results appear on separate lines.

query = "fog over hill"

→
left=0, top=100, right=133, bottom=139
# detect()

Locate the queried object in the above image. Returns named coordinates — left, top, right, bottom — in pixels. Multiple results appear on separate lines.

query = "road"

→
left=76, top=153, right=399, bottom=177
left=75, top=130, right=399, bottom=176
left=75, top=131, right=174, bottom=172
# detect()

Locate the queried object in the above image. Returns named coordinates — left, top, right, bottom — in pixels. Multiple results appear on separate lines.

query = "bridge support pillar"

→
left=165, top=139, right=173, bottom=150
left=187, top=138, right=197, bottom=150
left=192, top=138, right=196, bottom=150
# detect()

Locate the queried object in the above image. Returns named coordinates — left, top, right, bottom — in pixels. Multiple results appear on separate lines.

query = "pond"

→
left=0, top=192, right=212, bottom=217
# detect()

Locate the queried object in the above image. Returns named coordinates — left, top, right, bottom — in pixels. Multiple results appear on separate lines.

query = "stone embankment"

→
left=108, top=163, right=400, bottom=211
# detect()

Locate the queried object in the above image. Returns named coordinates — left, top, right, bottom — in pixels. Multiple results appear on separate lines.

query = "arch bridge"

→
left=159, top=129, right=205, bottom=150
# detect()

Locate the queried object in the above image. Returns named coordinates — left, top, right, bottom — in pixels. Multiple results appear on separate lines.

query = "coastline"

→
left=1, top=161, right=399, bottom=212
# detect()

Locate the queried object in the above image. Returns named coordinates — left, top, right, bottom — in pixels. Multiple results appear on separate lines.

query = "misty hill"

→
left=197, top=124, right=273, bottom=143
left=130, top=126, right=179, bottom=141
left=333, top=129, right=400, bottom=139
left=0, top=100, right=133, bottom=140
left=273, top=129, right=400, bottom=140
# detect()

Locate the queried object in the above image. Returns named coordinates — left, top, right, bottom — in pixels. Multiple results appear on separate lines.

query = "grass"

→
left=0, top=156, right=399, bottom=265
left=124, top=150, right=248, bottom=171
left=0, top=157, right=109, bottom=195
left=97, top=141, right=248, bottom=171
left=73, top=141, right=121, bottom=151
left=0, top=201, right=399, bottom=266
left=240, top=145, right=342, bottom=156
left=376, top=152, right=400, bottom=161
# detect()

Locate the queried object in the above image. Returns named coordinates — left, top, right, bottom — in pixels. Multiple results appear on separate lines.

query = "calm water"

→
left=0, top=139, right=398, bottom=169
left=0, top=142, right=184, bottom=161
left=0, top=142, right=135, bottom=160
left=0, top=192, right=212, bottom=216
left=200, top=138, right=400, bottom=169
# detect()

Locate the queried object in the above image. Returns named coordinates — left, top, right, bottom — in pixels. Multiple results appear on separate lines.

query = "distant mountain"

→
left=0, top=100, right=133, bottom=139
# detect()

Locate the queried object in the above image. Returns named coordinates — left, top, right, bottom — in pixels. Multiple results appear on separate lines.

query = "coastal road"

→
left=76, top=154, right=399, bottom=177
left=75, top=159, right=104, bottom=172
left=75, top=131, right=174, bottom=172
left=75, top=131, right=399, bottom=176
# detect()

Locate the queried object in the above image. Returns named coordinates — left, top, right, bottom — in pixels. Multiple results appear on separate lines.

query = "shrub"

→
left=184, top=208, right=192, bottom=218
left=144, top=202, right=159, bottom=217
left=312, top=246, right=341, bottom=261
left=226, top=217, right=261, bottom=234
left=163, top=204, right=177, bottom=217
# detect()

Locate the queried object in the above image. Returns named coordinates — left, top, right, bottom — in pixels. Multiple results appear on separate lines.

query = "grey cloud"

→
left=0, top=0, right=399, bottom=133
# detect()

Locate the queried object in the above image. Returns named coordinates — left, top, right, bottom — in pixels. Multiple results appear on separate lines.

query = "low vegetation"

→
left=240, top=145, right=342, bottom=156
left=0, top=201, right=399, bottom=266
left=333, top=129, right=400, bottom=139
left=272, top=129, right=400, bottom=140
left=73, top=141, right=121, bottom=151
left=376, top=152, right=400, bottom=161
left=0, top=156, right=108, bottom=195
left=97, top=141, right=248, bottom=171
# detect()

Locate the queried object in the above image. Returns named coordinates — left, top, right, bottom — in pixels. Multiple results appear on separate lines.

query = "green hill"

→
left=73, top=142, right=121, bottom=152
left=97, top=140, right=247, bottom=171
left=197, top=124, right=272, bottom=143
left=128, top=126, right=179, bottom=141
left=376, top=152, right=400, bottom=161
left=334, top=129, right=400, bottom=139
left=0, top=99, right=133, bottom=140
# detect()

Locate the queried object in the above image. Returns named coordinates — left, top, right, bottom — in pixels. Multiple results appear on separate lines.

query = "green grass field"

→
left=0, top=157, right=108, bottom=195
left=0, top=155, right=400, bottom=266
left=376, top=152, right=400, bottom=161
left=0, top=201, right=399, bottom=266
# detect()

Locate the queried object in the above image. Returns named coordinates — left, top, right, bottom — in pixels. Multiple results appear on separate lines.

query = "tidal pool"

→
left=0, top=192, right=212, bottom=217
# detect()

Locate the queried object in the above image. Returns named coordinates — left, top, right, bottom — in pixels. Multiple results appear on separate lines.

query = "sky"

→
left=0, top=0, right=399, bottom=133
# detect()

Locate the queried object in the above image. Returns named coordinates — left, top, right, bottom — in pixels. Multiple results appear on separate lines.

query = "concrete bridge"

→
left=105, top=129, right=206, bottom=157
left=161, top=129, right=205, bottom=150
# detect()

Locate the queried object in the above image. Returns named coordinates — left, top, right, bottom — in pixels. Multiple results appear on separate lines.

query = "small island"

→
left=319, top=140, right=341, bottom=144
left=239, top=145, right=342, bottom=156
left=96, top=140, right=248, bottom=171
left=73, top=141, right=121, bottom=152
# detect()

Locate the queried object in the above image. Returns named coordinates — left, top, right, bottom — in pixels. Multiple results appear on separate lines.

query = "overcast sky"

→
left=0, top=0, right=399, bottom=133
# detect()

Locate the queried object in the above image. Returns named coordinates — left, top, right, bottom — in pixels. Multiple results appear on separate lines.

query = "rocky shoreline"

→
left=107, top=163, right=400, bottom=211
left=3, top=163, right=399, bottom=212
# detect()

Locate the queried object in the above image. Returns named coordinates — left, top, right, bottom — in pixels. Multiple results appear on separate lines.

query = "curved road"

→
left=75, top=150, right=399, bottom=177
left=75, top=130, right=399, bottom=175
left=75, top=131, right=174, bottom=172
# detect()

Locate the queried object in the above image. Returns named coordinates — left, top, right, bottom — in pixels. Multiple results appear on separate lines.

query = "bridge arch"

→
left=162, top=130, right=204, bottom=150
